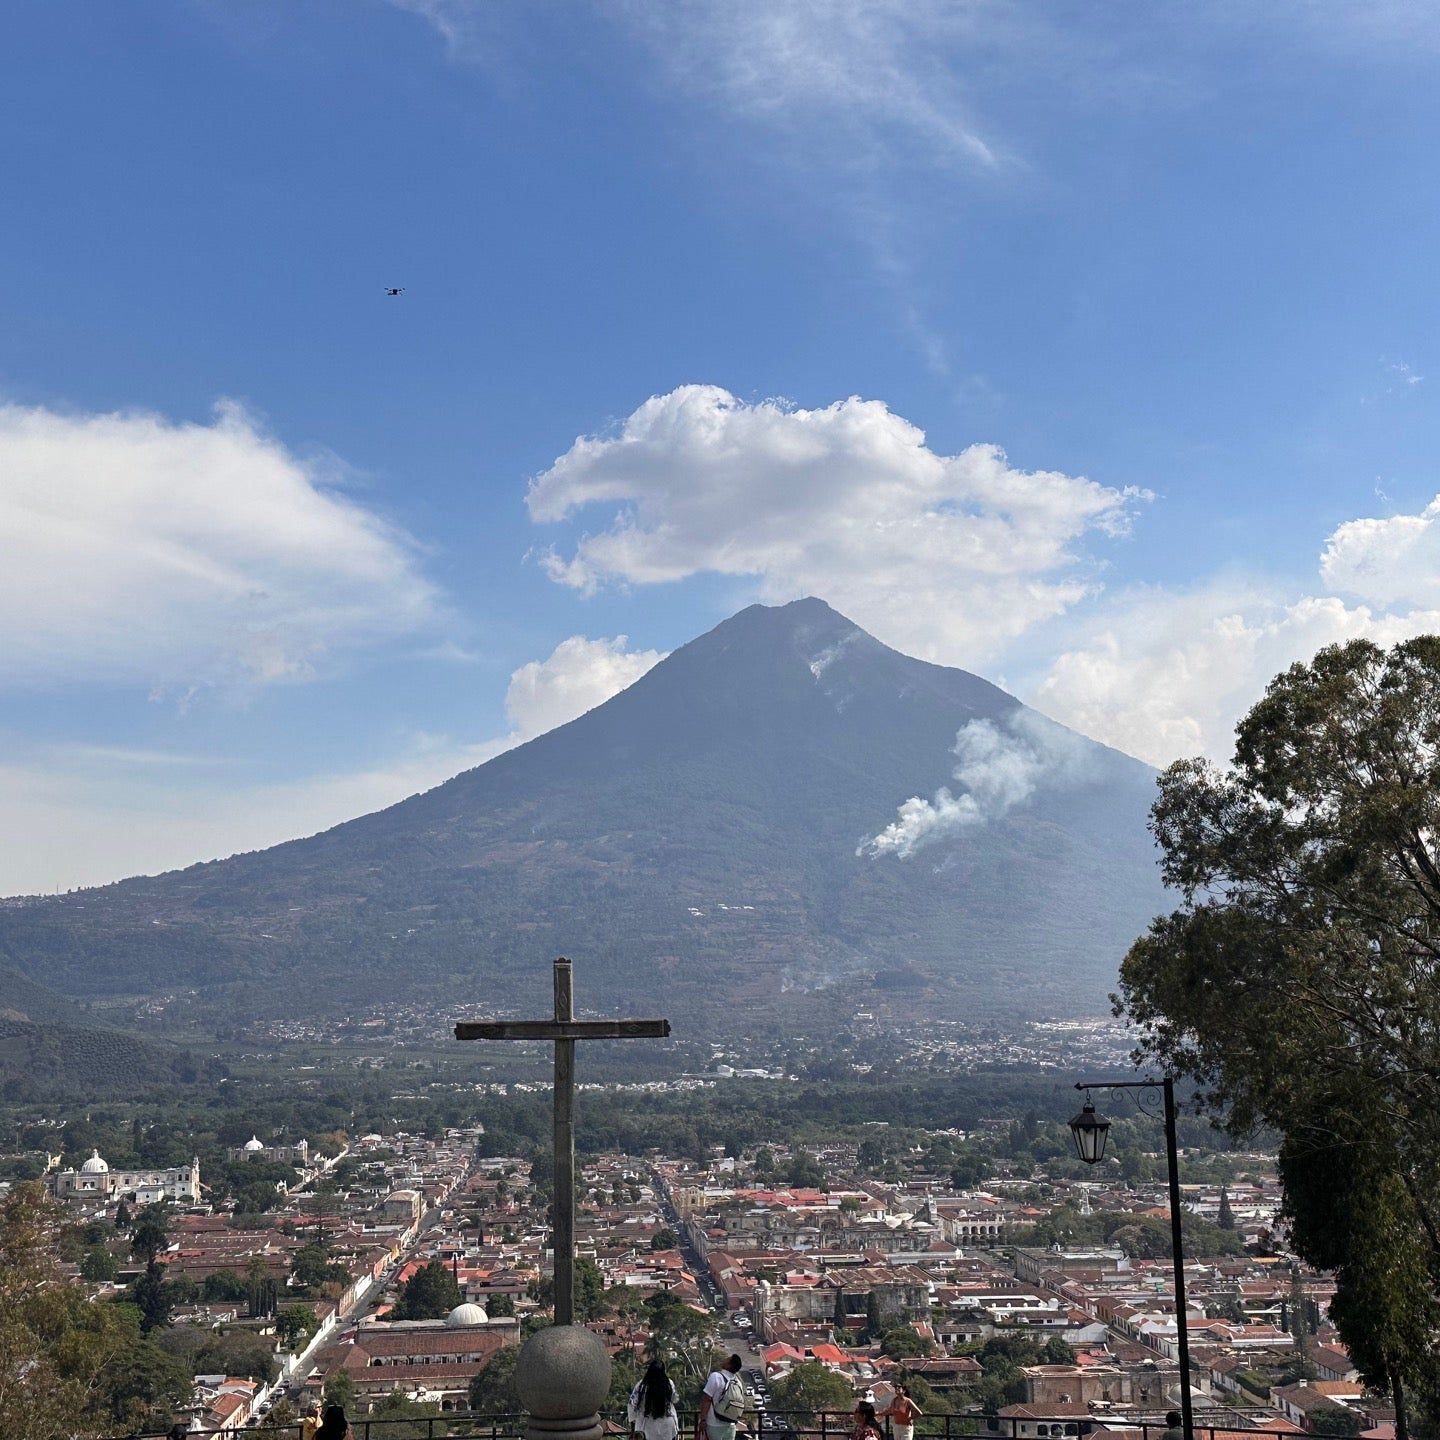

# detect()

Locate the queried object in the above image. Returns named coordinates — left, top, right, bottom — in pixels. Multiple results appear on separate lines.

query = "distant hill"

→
left=0, top=966, right=215, bottom=1098
left=0, top=1017, right=215, bottom=1099
left=0, top=599, right=1167, bottom=1025
left=0, top=966, right=96, bottom=1025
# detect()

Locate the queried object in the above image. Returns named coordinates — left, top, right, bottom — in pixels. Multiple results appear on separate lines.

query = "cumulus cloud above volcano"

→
left=529, top=385, right=1149, bottom=666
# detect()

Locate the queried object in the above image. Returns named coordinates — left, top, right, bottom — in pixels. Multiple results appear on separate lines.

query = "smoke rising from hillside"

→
left=861, top=710, right=1088, bottom=859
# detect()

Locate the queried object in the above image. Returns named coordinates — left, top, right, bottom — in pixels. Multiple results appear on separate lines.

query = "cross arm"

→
left=454, top=1019, right=671, bottom=1041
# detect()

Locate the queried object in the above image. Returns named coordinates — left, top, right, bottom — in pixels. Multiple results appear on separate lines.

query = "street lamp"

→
left=1068, top=1097, right=1111, bottom=1164
left=1070, top=1076, right=1194, bottom=1440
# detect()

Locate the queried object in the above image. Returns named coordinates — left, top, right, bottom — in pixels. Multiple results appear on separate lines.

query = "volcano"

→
left=0, top=599, right=1165, bottom=1026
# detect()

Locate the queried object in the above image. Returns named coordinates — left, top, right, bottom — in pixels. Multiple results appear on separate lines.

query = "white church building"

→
left=52, top=1149, right=201, bottom=1205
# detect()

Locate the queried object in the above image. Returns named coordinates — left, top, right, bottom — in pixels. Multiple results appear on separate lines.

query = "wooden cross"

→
left=455, top=956, right=670, bottom=1325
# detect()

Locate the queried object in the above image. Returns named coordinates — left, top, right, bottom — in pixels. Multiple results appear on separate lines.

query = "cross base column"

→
left=515, top=1324, right=613, bottom=1440
left=525, top=1415, right=605, bottom=1440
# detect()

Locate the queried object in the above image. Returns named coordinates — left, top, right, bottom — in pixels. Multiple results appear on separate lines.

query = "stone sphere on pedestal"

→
left=515, top=1324, right=612, bottom=1424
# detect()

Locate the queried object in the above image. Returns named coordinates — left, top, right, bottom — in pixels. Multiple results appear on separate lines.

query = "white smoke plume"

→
left=861, top=710, right=1085, bottom=859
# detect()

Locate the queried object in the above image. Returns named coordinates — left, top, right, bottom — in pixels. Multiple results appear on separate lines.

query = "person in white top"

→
left=629, top=1360, right=680, bottom=1440
left=697, top=1354, right=746, bottom=1440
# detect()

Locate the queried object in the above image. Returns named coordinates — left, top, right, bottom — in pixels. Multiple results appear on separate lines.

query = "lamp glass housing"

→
left=1069, top=1100, right=1111, bottom=1165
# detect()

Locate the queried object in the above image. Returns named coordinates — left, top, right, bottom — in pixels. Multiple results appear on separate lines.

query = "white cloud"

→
left=504, top=634, right=666, bottom=737
left=529, top=384, right=1148, bottom=666
left=390, top=0, right=1014, bottom=168
left=0, top=399, right=440, bottom=694
left=1028, top=584, right=1440, bottom=767
left=1029, top=491, right=1440, bottom=768
left=1320, top=493, right=1440, bottom=608
left=861, top=709, right=1092, bottom=858
left=0, top=632, right=663, bottom=894
left=621, top=0, right=1005, bottom=170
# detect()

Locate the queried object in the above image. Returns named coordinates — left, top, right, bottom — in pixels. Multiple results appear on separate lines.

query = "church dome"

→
left=244, top=1136, right=265, bottom=1152
left=445, top=1302, right=489, bottom=1328
left=80, top=1149, right=109, bottom=1174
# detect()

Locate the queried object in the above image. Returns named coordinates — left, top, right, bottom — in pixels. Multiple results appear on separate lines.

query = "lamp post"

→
left=1070, top=1077, right=1194, bottom=1440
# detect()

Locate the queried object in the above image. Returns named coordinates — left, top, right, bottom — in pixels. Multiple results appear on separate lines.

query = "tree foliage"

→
left=1217, top=1185, right=1235, bottom=1231
left=1309, top=1407, right=1365, bottom=1438
left=881, top=1325, right=926, bottom=1358
left=1119, top=637, right=1440, bottom=1410
left=323, top=1369, right=354, bottom=1410
left=770, top=1360, right=854, bottom=1418
left=390, top=1259, right=462, bottom=1321
left=644, top=1292, right=720, bottom=1381
left=291, top=1244, right=349, bottom=1295
left=80, top=1245, right=119, bottom=1282
left=0, top=1182, right=189, bottom=1438
left=368, top=1391, right=446, bottom=1439
left=469, top=1345, right=520, bottom=1412
left=277, top=1303, right=319, bottom=1350
left=130, top=1206, right=170, bottom=1273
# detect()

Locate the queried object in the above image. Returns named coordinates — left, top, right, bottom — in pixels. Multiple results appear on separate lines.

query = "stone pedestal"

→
left=515, top=1324, right=613, bottom=1440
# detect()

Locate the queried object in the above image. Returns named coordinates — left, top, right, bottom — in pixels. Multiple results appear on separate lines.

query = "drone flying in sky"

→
left=384, top=287, right=405, bottom=297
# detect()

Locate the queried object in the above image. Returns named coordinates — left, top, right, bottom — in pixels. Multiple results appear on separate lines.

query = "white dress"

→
left=629, top=1378, right=680, bottom=1440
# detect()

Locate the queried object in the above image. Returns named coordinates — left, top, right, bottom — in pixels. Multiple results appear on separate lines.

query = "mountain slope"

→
left=0, top=966, right=100, bottom=1025
left=0, top=599, right=1166, bottom=1022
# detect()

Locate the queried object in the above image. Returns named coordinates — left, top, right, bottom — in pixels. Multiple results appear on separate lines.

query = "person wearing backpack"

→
left=697, top=1354, right=747, bottom=1440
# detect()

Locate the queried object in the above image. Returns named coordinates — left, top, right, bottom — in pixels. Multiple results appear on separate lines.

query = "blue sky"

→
left=3, top=0, right=1439, bottom=891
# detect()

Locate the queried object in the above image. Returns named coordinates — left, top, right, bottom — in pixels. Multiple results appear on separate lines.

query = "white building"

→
left=226, top=1135, right=310, bottom=1166
left=52, top=1149, right=200, bottom=1205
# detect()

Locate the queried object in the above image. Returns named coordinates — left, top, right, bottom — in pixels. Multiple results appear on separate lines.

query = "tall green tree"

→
left=469, top=1346, right=520, bottom=1412
left=1119, top=636, right=1440, bottom=1425
left=1217, top=1186, right=1235, bottom=1231
left=644, top=1293, right=720, bottom=1381
left=130, top=1269, right=173, bottom=1332
left=130, top=1207, right=170, bottom=1275
left=769, top=1361, right=853, bottom=1419
left=390, top=1259, right=462, bottom=1321
left=864, top=1291, right=883, bottom=1340
left=81, top=1246, right=119, bottom=1282
left=276, top=1304, right=319, bottom=1350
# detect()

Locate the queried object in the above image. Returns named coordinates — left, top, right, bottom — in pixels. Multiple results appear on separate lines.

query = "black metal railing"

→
left=100, top=1410, right=1268, bottom=1440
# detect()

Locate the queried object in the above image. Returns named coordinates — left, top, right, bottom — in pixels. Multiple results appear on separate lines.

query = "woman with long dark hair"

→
left=315, top=1404, right=353, bottom=1440
left=629, top=1358, right=680, bottom=1440
left=850, top=1401, right=882, bottom=1440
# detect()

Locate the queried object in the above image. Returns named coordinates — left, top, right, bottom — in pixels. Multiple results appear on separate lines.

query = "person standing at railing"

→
left=631, top=1359, right=681, bottom=1440
left=301, top=1400, right=325, bottom=1440
left=882, top=1384, right=923, bottom=1440
left=697, top=1354, right=747, bottom=1440
left=316, top=1403, right=354, bottom=1439
left=850, top=1401, right=883, bottom=1440
left=1162, top=1410, right=1184, bottom=1440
